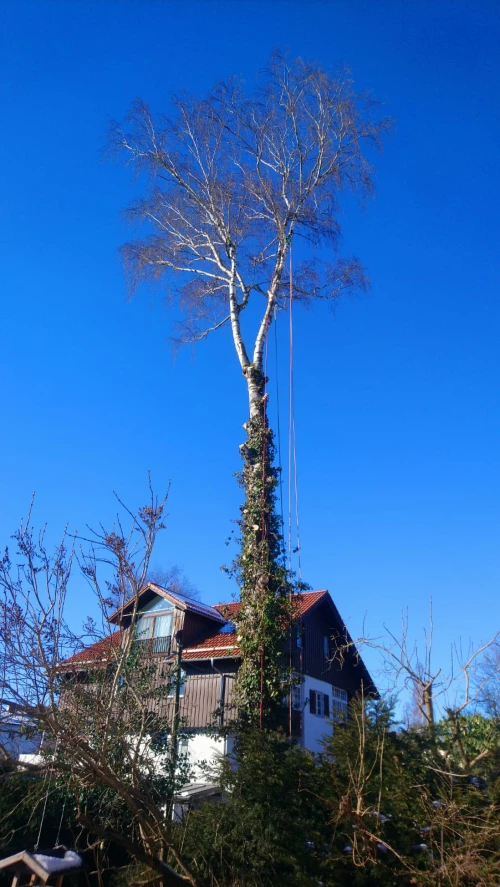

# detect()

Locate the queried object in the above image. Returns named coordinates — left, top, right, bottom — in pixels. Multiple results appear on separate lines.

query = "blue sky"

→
left=1, top=0, right=499, bottom=694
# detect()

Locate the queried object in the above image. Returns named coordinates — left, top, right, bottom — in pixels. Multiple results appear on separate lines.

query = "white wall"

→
left=0, top=717, right=43, bottom=761
left=301, top=675, right=334, bottom=754
left=178, top=675, right=338, bottom=775
left=181, top=731, right=229, bottom=780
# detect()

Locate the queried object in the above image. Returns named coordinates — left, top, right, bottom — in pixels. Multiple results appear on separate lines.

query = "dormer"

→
left=108, top=582, right=226, bottom=651
left=133, top=595, right=174, bottom=654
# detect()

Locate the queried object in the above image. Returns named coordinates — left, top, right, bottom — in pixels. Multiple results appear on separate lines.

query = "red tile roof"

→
left=213, top=591, right=328, bottom=619
left=183, top=627, right=240, bottom=661
left=60, top=632, right=122, bottom=668
left=183, top=592, right=329, bottom=660
left=182, top=645, right=240, bottom=661
left=60, top=591, right=331, bottom=667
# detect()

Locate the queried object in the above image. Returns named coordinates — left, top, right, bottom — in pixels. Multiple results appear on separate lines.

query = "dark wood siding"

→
left=182, top=611, right=221, bottom=647
left=158, top=671, right=236, bottom=729
left=296, top=601, right=368, bottom=698
left=119, top=606, right=225, bottom=654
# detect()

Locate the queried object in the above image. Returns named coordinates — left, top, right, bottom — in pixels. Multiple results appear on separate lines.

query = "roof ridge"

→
left=213, top=589, right=328, bottom=608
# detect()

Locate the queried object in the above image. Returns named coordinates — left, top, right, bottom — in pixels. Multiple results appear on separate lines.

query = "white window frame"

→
left=136, top=610, right=173, bottom=639
left=168, top=668, right=186, bottom=698
left=291, top=682, right=302, bottom=711
left=309, top=689, right=330, bottom=719
left=332, top=686, right=348, bottom=721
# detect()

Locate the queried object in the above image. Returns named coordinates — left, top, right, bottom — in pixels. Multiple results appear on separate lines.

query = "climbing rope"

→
left=287, top=241, right=302, bottom=581
left=34, top=735, right=59, bottom=851
left=273, top=307, right=286, bottom=566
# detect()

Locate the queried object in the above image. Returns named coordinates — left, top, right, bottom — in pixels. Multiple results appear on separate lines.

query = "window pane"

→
left=292, top=684, right=302, bottom=710
left=169, top=669, right=186, bottom=697
left=310, top=690, right=316, bottom=714
left=332, top=686, right=348, bottom=722
left=136, top=616, right=153, bottom=639
left=323, top=693, right=330, bottom=718
left=154, top=613, right=172, bottom=638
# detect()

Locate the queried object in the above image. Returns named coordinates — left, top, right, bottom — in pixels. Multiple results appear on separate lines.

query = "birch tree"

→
left=112, top=51, right=389, bottom=720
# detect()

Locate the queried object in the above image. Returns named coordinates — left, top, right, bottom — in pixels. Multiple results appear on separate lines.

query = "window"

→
left=281, top=673, right=302, bottom=710
left=296, top=624, right=304, bottom=648
left=135, top=610, right=173, bottom=653
left=309, top=689, right=330, bottom=718
left=168, top=668, right=186, bottom=698
left=291, top=682, right=302, bottom=711
left=332, top=687, right=348, bottom=722
left=323, top=635, right=330, bottom=658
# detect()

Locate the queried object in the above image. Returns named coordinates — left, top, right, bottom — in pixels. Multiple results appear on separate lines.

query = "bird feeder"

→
left=0, top=848, right=83, bottom=887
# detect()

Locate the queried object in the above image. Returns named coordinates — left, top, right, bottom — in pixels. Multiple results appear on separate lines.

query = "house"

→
left=61, top=583, right=375, bottom=769
left=0, top=701, right=44, bottom=766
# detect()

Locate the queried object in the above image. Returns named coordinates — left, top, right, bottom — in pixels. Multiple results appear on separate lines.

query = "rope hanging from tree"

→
left=287, top=241, right=302, bottom=581
left=0, top=735, right=83, bottom=887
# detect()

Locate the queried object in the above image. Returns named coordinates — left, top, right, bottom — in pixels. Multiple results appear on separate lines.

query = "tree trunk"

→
left=229, top=249, right=294, bottom=725
left=245, top=364, right=266, bottom=422
left=422, top=682, right=434, bottom=726
left=231, top=357, right=294, bottom=726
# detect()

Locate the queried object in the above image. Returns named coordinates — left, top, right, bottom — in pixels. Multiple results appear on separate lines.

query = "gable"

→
left=138, top=595, right=173, bottom=614
left=301, top=598, right=376, bottom=695
left=109, top=582, right=225, bottom=626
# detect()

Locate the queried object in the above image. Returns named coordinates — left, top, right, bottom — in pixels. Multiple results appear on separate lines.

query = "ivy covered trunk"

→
left=232, top=363, right=295, bottom=726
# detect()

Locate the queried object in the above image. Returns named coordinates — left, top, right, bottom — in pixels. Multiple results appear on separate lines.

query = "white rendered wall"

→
left=182, top=731, right=228, bottom=779
left=301, top=675, right=334, bottom=754
left=0, top=719, right=43, bottom=761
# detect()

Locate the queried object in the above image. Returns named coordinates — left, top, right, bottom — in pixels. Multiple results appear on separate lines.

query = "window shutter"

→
left=324, top=693, right=330, bottom=718
left=310, top=690, right=316, bottom=714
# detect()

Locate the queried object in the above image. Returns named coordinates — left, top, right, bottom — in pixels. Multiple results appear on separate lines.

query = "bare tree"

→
left=111, top=51, right=389, bottom=721
left=475, top=640, right=500, bottom=717
left=335, top=605, right=499, bottom=737
left=147, top=564, right=200, bottom=601
left=0, top=487, right=196, bottom=887
left=113, top=51, right=387, bottom=424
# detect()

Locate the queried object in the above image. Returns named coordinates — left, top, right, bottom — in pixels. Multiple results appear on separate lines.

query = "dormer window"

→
left=135, top=599, right=173, bottom=654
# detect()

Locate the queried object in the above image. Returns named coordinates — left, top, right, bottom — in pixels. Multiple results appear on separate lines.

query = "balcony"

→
left=134, top=635, right=172, bottom=655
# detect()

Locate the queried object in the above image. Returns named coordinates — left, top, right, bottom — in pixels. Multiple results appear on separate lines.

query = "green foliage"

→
left=3, top=703, right=500, bottom=886
left=0, top=775, right=91, bottom=887
left=0, top=774, right=62, bottom=858
left=179, top=703, right=500, bottom=887
left=438, top=711, right=500, bottom=774
left=225, top=402, right=304, bottom=726
left=321, top=702, right=500, bottom=886
left=57, top=641, right=192, bottom=830
left=179, top=729, right=329, bottom=887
